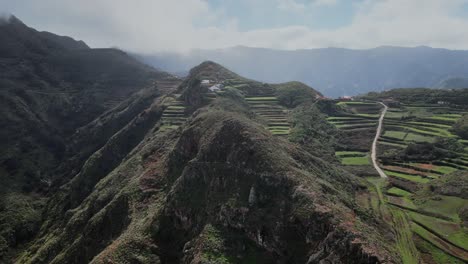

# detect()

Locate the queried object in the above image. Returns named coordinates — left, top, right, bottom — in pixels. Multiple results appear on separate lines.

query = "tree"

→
left=452, top=114, right=468, bottom=139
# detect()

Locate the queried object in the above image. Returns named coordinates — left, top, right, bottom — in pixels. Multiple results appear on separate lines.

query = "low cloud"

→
left=2, top=0, right=468, bottom=52
left=0, top=11, right=11, bottom=23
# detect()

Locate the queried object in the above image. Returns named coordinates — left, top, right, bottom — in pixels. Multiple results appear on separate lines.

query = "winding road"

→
left=371, top=102, right=388, bottom=178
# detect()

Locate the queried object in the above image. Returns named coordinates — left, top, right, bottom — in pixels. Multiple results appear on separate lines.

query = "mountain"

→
left=13, top=61, right=396, bottom=264
left=0, top=17, right=399, bottom=263
left=0, top=16, right=182, bottom=259
left=436, top=77, right=468, bottom=89
left=137, top=45, right=468, bottom=97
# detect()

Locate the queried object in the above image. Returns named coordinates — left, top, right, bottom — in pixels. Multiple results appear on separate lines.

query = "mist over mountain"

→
left=138, top=45, right=468, bottom=97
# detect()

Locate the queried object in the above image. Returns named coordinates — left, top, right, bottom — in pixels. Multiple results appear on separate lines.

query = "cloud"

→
left=312, top=0, right=338, bottom=7
left=0, top=11, right=11, bottom=23
left=277, top=0, right=337, bottom=12
left=277, top=0, right=306, bottom=12
left=2, top=0, right=468, bottom=52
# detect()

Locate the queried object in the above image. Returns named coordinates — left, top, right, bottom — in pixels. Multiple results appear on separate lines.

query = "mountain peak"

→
left=187, top=60, right=241, bottom=82
left=0, top=14, right=25, bottom=26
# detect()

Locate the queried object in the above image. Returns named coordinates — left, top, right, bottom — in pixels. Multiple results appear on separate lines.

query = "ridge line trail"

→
left=371, top=102, right=388, bottom=178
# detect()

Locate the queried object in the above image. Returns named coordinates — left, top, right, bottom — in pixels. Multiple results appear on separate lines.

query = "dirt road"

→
left=371, top=102, right=388, bottom=178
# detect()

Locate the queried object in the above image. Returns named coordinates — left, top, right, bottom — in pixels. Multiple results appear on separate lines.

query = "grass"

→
left=404, top=133, right=435, bottom=143
left=340, top=156, right=370, bottom=166
left=407, top=121, right=451, bottom=129
left=335, top=123, right=376, bottom=129
left=245, top=97, right=278, bottom=101
left=409, top=212, right=468, bottom=251
left=410, top=163, right=458, bottom=175
left=391, top=125, right=455, bottom=138
left=415, top=195, right=468, bottom=223
left=378, top=141, right=407, bottom=148
left=415, top=237, right=465, bottom=264
left=384, top=170, right=431, bottom=184
left=428, top=116, right=458, bottom=123
left=270, top=130, right=290, bottom=135
left=383, top=130, right=407, bottom=140
left=327, top=116, right=361, bottom=121
left=167, top=106, right=186, bottom=110
left=337, top=101, right=377, bottom=106
left=355, top=113, right=380, bottom=118
left=391, top=209, right=420, bottom=264
left=411, top=222, right=468, bottom=262
left=387, top=187, right=412, bottom=197
left=335, top=151, right=367, bottom=157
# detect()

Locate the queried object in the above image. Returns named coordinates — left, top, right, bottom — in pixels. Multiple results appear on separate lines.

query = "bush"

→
left=452, top=114, right=468, bottom=139
left=275, top=82, right=318, bottom=108
left=402, top=142, right=453, bottom=161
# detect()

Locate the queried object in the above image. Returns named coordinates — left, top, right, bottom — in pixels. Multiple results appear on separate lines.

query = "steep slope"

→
left=14, top=61, right=398, bottom=263
left=140, top=45, right=468, bottom=97
left=0, top=16, right=182, bottom=259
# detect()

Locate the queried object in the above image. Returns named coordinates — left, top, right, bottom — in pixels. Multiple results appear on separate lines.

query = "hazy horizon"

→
left=2, top=0, right=468, bottom=53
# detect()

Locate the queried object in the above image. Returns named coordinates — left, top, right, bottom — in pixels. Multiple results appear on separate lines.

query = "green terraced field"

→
left=384, top=170, right=431, bottom=183
left=161, top=99, right=188, bottom=129
left=337, top=101, right=378, bottom=106
left=410, top=163, right=458, bottom=175
left=405, top=133, right=436, bottom=143
left=387, top=187, right=412, bottom=197
left=389, top=125, right=456, bottom=138
left=407, top=121, right=452, bottom=129
left=368, top=103, right=468, bottom=263
left=355, top=113, right=380, bottom=118
left=383, top=130, right=407, bottom=140
left=340, top=156, right=371, bottom=166
left=327, top=116, right=362, bottom=121
left=416, top=195, right=468, bottom=223
left=411, top=222, right=468, bottom=262
left=409, top=212, right=468, bottom=251
left=335, top=151, right=367, bottom=157
left=245, top=97, right=278, bottom=101
left=246, top=95, right=291, bottom=136
left=379, top=141, right=407, bottom=148
left=334, top=123, right=377, bottom=129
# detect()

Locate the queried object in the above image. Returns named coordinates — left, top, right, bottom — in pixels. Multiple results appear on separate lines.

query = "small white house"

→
left=209, top=84, right=223, bottom=92
left=201, top=80, right=211, bottom=85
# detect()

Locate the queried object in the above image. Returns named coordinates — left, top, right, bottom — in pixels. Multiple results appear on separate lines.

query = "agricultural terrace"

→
left=331, top=100, right=468, bottom=262
left=329, top=101, right=381, bottom=131
left=328, top=101, right=384, bottom=176
left=224, top=78, right=292, bottom=136
left=377, top=103, right=468, bottom=262
left=160, top=95, right=188, bottom=132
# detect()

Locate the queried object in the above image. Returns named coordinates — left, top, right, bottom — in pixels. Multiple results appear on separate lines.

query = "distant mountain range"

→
left=137, top=46, right=468, bottom=97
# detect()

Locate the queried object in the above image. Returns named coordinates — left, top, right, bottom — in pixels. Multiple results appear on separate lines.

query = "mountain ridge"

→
left=138, top=45, right=468, bottom=97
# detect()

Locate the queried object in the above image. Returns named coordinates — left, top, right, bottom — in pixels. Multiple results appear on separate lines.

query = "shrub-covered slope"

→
left=0, top=16, right=182, bottom=259
left=13, top=61, right=398, bottom=263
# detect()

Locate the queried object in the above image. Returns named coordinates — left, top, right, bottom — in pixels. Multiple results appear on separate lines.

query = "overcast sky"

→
left=2, top=0, right=468, bottom=53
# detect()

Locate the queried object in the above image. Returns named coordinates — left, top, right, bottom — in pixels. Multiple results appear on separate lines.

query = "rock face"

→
left=2, top=18, right=398, bottom=264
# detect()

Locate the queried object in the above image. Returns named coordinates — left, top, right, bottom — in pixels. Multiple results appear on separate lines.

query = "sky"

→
left=2, top=0, right=468, bottom=53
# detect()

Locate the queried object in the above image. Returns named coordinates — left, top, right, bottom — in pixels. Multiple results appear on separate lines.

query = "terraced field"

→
left=333, top=100, right=468, bottom=262
left=335, top=151, right=370, bottom=165
left=160, top=95, right=187, bottom=131
left=328, top=101, right=380, bottom=132
left=379, top=104, right=466, bottom=181
left=246, top=96, right=291, bottom=136
left=377, top=103, right=468, bottom=262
